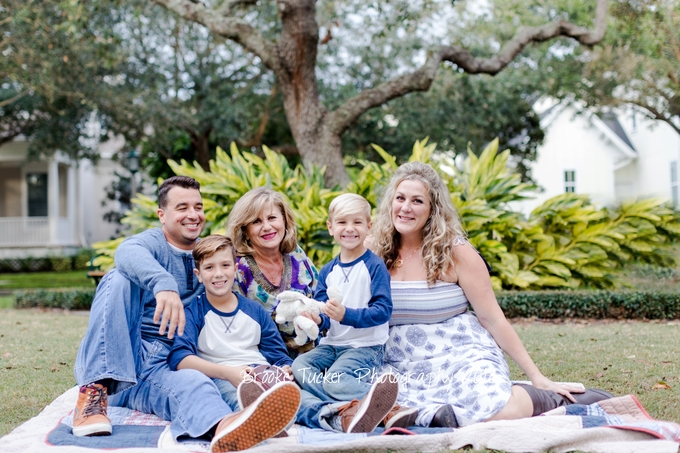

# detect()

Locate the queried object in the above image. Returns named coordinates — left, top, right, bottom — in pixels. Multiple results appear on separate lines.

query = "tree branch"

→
left=0, top=131, right=21, bottom=147
left=0, top=90, right=29, bottom=107
left=327, top=0, right=607, bottom=135
left=151, top=0, right=278, bottom=69
left=630, top=100, right=680, bottom=136
left=215, top=0, right=258, bottom=16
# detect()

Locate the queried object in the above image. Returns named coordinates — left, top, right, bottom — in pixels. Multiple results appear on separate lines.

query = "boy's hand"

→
left=322, top=298, right=345, bottom=322
left=223, top=365, right=253, bottom=386
left=300, top=311, right=322, bottom=325
left=281, top=365, right=294, bottom=378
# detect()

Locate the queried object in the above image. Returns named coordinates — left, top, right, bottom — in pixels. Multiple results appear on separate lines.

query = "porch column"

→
left=48, top=158, right=59, bottom=245
left=69, top=163, right=81, bottom=246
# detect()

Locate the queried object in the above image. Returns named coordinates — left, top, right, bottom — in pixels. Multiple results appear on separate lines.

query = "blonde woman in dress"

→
left=371, top=161, right=613, bottom=428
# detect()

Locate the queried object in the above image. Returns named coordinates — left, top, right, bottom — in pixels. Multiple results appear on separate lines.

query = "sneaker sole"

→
left=348, top=375, right=399, bottom=433
left=211, top=382, right=300, bottom=452
left=72, top=422, right=112, bottom=437
left=237, top=380, right=291, bottom=437
left=384, top=407, right=419, bottom=430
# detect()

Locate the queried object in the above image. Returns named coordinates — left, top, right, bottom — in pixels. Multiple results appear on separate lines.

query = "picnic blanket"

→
left=1, top=386, right=679, bottom=453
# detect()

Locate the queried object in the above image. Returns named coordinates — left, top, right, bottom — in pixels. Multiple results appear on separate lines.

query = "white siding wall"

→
left=0, top=136, right=126, bottom=256
left=522, top=105, right=619, bottom=213
left=616, top=111, right=680, bottom=203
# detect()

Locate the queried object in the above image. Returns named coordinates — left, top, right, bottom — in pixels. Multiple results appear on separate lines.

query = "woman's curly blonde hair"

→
left=372, top=162, right=466, bottom=285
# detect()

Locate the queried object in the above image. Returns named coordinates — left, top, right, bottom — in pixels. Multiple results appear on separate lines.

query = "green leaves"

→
left=96, top=143, right=340, bottom=269
left=98, top=138, right=680, bottom=289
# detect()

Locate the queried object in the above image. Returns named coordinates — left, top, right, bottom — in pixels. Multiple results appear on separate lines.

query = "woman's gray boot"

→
left=515, top=384, right=614, bottom=416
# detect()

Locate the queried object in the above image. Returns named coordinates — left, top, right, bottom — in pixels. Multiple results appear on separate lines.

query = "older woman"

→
left=226, top=187, right=319, bottom=356
left=371, top=162, right=612, bottom=428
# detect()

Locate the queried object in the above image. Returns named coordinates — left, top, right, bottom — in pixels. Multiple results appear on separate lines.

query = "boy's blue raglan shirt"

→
left=167, top=292, right=292, bottom=371
left=315, top=249, right=392, bottom=347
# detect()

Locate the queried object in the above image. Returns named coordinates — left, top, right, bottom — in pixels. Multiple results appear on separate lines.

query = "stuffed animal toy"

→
left=275, top=287, right=343, bottom=345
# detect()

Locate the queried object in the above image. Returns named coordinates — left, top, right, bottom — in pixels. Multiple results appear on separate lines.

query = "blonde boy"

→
left=292, top=194, right=415, bottom=431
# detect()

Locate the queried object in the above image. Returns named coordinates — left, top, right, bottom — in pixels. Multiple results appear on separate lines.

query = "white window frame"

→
left=564, top=170, right=576, bottom=193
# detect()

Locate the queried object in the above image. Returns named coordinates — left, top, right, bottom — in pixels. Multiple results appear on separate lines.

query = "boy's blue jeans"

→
left=212, top=378, right=240, bottom=412
left=292, top=344, right=384, bottom=402
left=74, top=269, right=232, bottom=440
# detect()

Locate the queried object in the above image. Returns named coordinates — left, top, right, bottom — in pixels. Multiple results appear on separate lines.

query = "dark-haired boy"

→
left=168, top=235, right=294, bottom=412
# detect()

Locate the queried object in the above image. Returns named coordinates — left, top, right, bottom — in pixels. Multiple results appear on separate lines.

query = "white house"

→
left=516, top=98, right=680, bottom=214
left=0, top=136, right=127, bottom=259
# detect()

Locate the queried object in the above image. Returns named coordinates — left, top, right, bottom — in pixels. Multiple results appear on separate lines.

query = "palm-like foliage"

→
left=95, top=140, right=680, bottom=290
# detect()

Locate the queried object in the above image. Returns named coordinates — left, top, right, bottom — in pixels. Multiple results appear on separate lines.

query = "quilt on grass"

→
left=1, top=386, right=679, bottom=453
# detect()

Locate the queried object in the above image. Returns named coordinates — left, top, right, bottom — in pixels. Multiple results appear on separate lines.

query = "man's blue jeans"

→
left=292, top=344, right=383, bottom=402
left=74, top=269, right=232, bottom=440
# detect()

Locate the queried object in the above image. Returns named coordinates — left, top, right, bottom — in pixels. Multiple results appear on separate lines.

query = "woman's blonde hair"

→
left=372, top=161, right=466, bottom=285
left=226, top=187, right=298, bottom=256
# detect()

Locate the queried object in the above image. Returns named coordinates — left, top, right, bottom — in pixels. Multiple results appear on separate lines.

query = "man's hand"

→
left=322, top=298, right=345, bottom=322
left=154, top=290, right=186, bottom=339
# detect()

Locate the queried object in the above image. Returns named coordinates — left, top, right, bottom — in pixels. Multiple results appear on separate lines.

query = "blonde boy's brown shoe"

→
left=336, top=373, right=399, bottom=433
left=72, top=384, right=112, bottom=437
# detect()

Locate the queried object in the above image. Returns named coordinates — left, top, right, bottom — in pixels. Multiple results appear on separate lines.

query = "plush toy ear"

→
left=327, top=286, right=343, bottom=303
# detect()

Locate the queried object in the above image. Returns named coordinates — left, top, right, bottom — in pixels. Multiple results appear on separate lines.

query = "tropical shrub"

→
left=93, top=144, right=340, bottom=269
left=95, top=139, right=680, bottom=290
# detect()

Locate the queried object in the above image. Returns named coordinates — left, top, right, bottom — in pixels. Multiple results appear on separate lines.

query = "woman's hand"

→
left=300, top=311, right=322, bottom=325
left=531, top=374, right=584, bottom=402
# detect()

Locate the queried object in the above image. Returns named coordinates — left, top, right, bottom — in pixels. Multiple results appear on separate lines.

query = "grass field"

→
left=1, top=309, right=679, bottom=449
left=0, top=270, right=95, bottom=291
left=0, top=309, right=89, bottom=437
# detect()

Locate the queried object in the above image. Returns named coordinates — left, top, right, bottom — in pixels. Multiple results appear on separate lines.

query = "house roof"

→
left=597, top=112, right=636, bottom=152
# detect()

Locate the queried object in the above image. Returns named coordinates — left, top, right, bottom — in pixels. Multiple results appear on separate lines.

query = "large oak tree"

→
left=153, top=0, right=608, bottom=186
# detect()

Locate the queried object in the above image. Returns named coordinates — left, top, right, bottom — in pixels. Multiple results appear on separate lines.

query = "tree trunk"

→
left=274, top=0, right=350, bottom=187
left=192, top=129, right=212, bottom=171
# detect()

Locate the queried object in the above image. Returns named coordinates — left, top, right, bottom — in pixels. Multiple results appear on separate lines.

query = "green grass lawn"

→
left=510, top=319, right=680, bottom=423
left=1, top=309, right=679, bottom=451
left=0, top=309, right=89, bottom=437
left=0, top=270, right=95, bottom=290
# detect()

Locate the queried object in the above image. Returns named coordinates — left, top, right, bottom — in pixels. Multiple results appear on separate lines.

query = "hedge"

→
left=11, top=288, right=680, bottom=319
left=0, top=249, right=96, bottom=273
left=497, top=290, right=680, bottom=320
left=14, top=288, right=96, bottom=310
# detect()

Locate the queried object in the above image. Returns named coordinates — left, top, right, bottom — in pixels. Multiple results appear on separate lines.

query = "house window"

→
left=27, top=173, right=48, bottom=217
left=672, top=161, right=678, bottom=207
left=564, top=170, right=576, bottom=193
